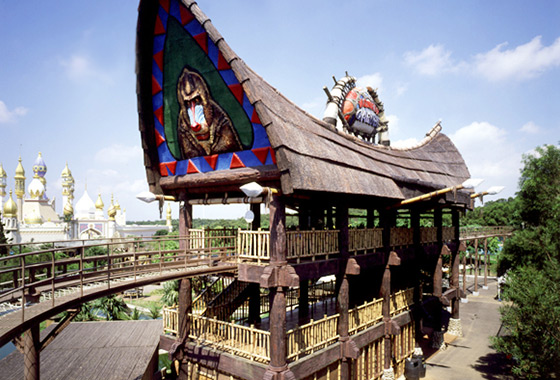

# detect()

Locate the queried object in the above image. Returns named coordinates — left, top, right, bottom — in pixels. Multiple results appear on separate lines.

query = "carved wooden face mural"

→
left=144, top=0, right=276, bottom=177
left=176, top=68, right=242, bottom=158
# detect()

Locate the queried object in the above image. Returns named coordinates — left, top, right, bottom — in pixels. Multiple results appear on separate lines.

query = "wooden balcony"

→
left=162, top=288, right=415, bottom=364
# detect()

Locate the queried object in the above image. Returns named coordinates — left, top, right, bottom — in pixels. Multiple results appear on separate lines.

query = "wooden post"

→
left=24, top=324, right=40, bottom=380
left=410, top=209, right=423, bottom=344
left=366, top=208, right=375, bottom=228
left=179, top=199, right=193, bottom=253
left=251, top=203, right=261, bottom=230
left=379, top=209, right=398, bottom=378
left=298, top=279, right=309, bottom=323
left=473, top=239, right=479, bottom=295
left=336, top=204, right=351, bottom=379
left=263, top=195, right=296, bottom=380
left=483, top=238, right=488, bottom=288
left=176, top=278, right=192, bottom=380
left=451, top=209, right=461, bottom=319
left=248, top=283, right=262, bottom=324
left=433, top=208, right=443, bottom=298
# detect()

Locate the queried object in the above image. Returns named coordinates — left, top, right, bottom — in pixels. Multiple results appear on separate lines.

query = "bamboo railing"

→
left=286, top=230, right=339, bottom=262
left=162, top=287, right=415, bottom=363
left=286, top=313, right=339, bottom=361
left=390, top=288, right=415, bottom=316
left=349, top=228, right=383, bottom=253
left=189, top=314, right=270, bottom=362
left=348, top=298, right=384, bottom=335
left=237, top=229, right=270, bottom=264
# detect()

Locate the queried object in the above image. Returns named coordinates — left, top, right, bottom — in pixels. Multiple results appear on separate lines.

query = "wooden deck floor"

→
left=0, top=320, right=162, bottom=380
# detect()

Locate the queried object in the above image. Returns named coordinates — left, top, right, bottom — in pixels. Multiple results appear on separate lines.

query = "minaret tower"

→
left=61, top=163, right=75, bottom=212
left=2, top=190, right=20, bottom=243
left=32, top=152, right=48, bottom=199
left=0, top=163, right=7, bottom=214
left=14, top=157, right=26, bottom=221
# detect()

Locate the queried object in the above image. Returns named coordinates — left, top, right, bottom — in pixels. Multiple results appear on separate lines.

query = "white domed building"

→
left=1, top=153, right=166, bottom=244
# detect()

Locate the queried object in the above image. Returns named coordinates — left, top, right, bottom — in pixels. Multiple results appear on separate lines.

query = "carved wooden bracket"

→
left=263, top=366, right=296, bottom=380
left=340, top=338, right=360, bottom=360
left=388, top=251, right=401, bottom=266
left=259, top=265, right=299, bottom=288
left=384, top=318, right=401, bottom=336
left=441, top=245, right=452, bottom=256
left=345, top=258, right=360, bottom=275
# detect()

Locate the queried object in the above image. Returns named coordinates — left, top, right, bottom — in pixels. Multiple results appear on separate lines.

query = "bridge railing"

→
left=0, top=234, right=229, bottom=321
left=460, top=226, right=514, bottom=239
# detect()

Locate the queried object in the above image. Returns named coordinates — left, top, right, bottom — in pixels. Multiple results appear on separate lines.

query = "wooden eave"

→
left=136, top=0, right=472, bottom=207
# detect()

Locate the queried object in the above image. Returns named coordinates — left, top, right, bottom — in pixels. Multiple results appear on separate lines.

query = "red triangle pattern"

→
left=154, top=106, right=164, bottom=126
left=270, top=149, right=277, bottom=165
left=152, top=75, right=162, bottom=96
left=252, top=147, right=270, bottom=165
left=154, top=15, right=165, bottom=35
left=159, top=0, right=170, bottom=13
left=180, top=5, right=194, bottom=25
left=153, top=50, right=164, bottom=71
left=230, top=153, right=245, bottom=169
left=217, top=51, right=230, bottom=71
left=159, top=161, right=177, bottom=176
left=251, top=109, right=261, bottom=124
left=187, top=160, right=200, bottom=174
left=204, top=154, right=219, bottom=170
left=228, top=84, right=244, bottom=104
left=193, top=32, right=208, bottom=54
left=155, top=130, right=166, bottom=147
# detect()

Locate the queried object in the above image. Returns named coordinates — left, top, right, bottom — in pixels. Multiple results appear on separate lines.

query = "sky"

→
left=0, top=1, right=559, bottom=222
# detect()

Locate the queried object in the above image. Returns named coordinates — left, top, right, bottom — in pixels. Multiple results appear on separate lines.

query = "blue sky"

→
left=1, top=1, right=559, bottom=221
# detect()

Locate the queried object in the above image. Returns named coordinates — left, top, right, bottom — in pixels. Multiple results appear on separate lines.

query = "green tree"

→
left=148, top=303, right=162, bottom=319
left=0, top=217, right=11, bottom=256
left=161, top=280, right=179, bottom=306
left=493, top=144, right=560, bottom=378
left=92, top=295, right=129, bottom=321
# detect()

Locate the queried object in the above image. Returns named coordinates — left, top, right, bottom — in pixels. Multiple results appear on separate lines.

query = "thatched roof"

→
left=136, top=0, right=471, bottom=204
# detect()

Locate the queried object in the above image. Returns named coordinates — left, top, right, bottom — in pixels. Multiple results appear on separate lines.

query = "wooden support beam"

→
left=473, top=238, right=479, bottom=293
left=39, top=309, right=79, bottom=352
left=451, top=210, right=461, bottom=318
left=24, top=325, right=40, bottom=380
left=263, top=195, right=296, bottom=380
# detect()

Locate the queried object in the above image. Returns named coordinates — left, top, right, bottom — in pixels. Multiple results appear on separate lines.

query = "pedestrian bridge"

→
left=0, top=226, right=512, bottom=348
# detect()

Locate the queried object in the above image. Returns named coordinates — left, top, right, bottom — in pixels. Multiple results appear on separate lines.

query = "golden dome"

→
left=3, top=190, right=17, bottom=218
left=0, top=163, right=6, bottom=179
left=63, top=200, right=74, bottom=217
left=107, top=195, right=117, bottom=220
left=61, top=162, right=72, bottom=177
left=24, top=212, right=43, bottom=225
left=95, top=194, right=104, bottom=210
left=15, top=157, right=25, bottom=179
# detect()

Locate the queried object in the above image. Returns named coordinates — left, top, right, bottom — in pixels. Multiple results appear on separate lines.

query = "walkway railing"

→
left=0, top=235, right=235, bottom=321
left=460, top=226, right=513, bottom=239
left=162, top=287, right=415, bottom=362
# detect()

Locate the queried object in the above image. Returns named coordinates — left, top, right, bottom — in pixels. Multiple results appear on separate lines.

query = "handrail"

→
left=0, top=234, right=236, bottom=321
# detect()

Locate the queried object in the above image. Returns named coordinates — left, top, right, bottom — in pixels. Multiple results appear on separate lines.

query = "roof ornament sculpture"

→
left=322, top=73, right=390, bottom=145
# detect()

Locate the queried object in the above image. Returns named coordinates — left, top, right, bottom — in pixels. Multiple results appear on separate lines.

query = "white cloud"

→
left=403, top=44, right=460, bottom=76
left=519, top=121, right=541, bottom=134
left=59, top=54, right=112, bottom=84
left=474, top=36, right=560, bottom=81
left=94, top=144, right=143, bottom=165
left=450, top=121, right=521, bottom=195
left=391, top=137, right=420, bottom=149
left=0, top=100, right=28, bottom=123
left=356, top=73, right=384, bottom=91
